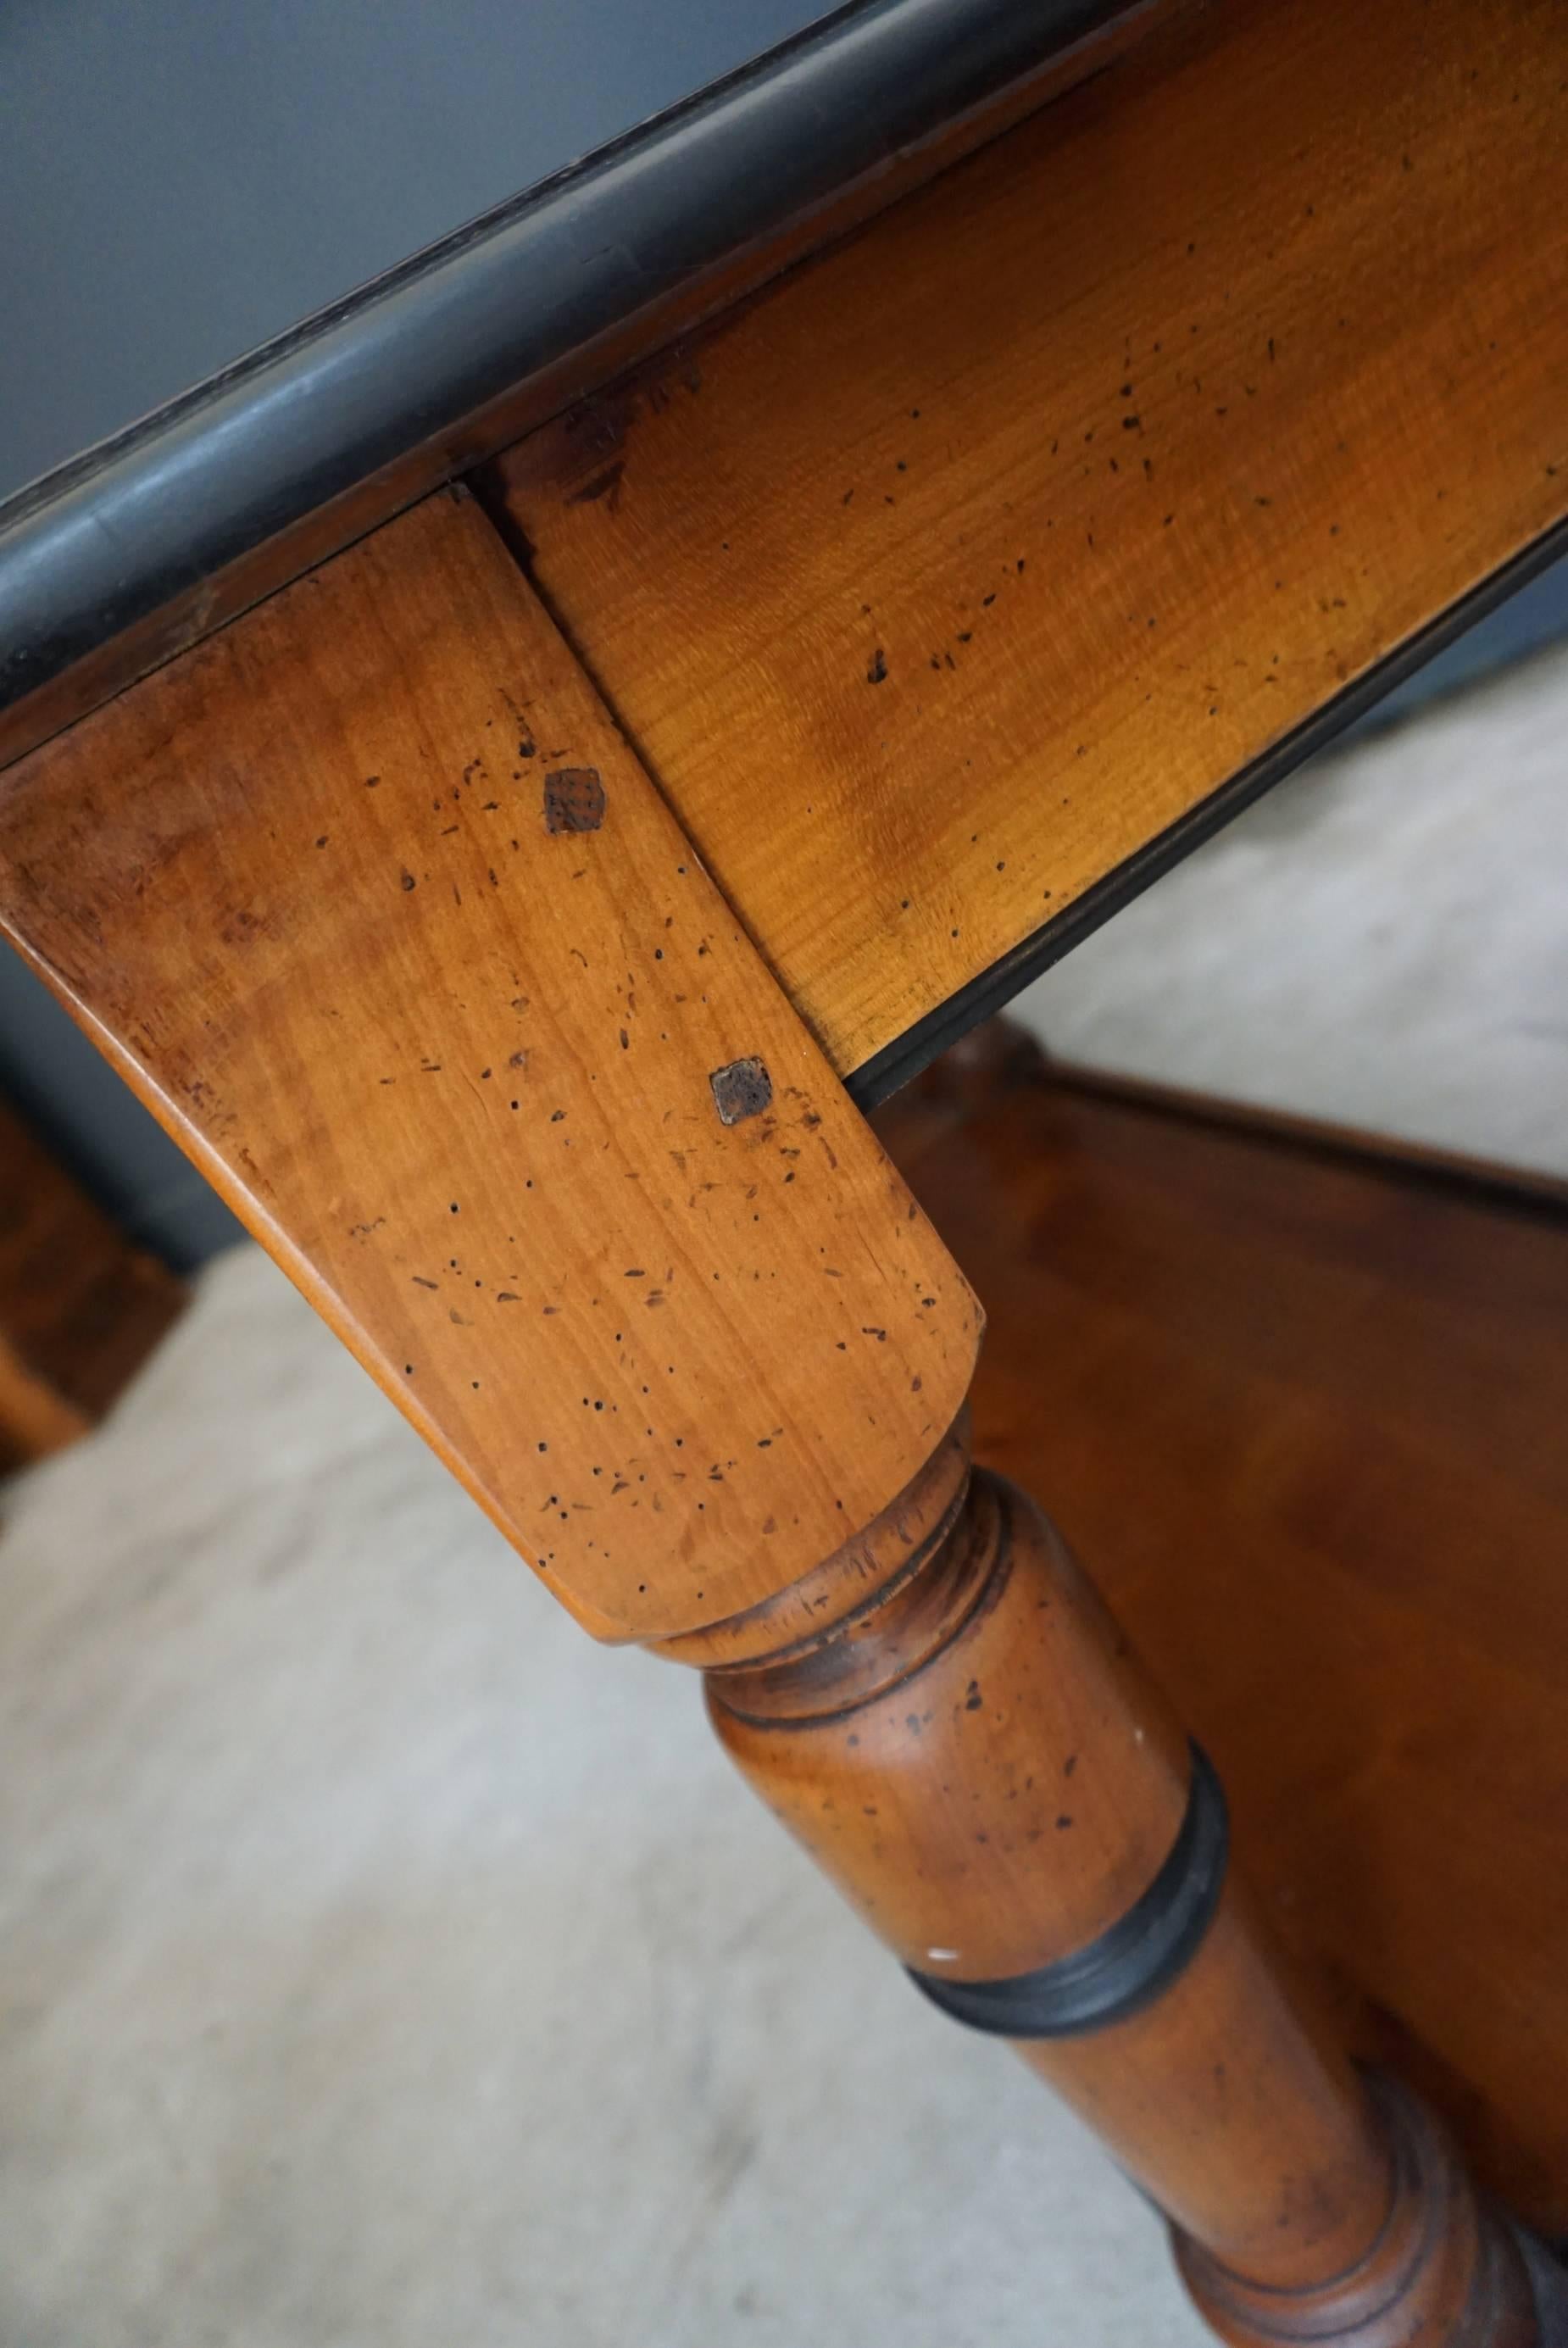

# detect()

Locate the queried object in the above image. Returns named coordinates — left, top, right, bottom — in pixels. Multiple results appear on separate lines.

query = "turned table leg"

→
left=6, top=483, right=1560, bottom=2344
left=659, top=1414, right=1550, bottom=2346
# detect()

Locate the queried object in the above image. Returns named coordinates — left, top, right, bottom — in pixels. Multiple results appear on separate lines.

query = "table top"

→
left=0, top=0, right=1122, bottom=738
left=1, top=0, right=1564, bottom=1388
left=6, top=0, right=1565, bottom=1110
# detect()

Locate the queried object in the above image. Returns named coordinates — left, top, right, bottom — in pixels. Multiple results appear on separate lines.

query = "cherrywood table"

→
left=3, top=3, right=1565, bottom=2338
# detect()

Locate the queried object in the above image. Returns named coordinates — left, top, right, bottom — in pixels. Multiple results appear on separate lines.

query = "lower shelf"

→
left=876, top=1027, right=1568, bottom=2237
left=0, top=1096, right=184, bottom=1472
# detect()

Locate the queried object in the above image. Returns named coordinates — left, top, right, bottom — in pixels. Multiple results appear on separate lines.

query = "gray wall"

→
left=0, top=0, right=825, bottom=502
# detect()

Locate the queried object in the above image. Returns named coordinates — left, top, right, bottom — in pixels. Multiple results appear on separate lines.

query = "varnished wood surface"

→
left=0, top=1096, right=183, bottom=1470
left=491, top=0, right=1568, bottom=1082
left=700, top=1328, right=1537, bottom=2338
left=0, top=490, right=978, bottom=1639
left=1176, top=2075, right=1542, bottom=2346
left=712, top=1470, right=1196, bottom=1976
left=707, top=1462, right=1411, bottom=2310
left=875, top=1033, right=1568, bottom=2237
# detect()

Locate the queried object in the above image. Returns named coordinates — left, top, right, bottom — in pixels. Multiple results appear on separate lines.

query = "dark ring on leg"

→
left=906, top=1740, right=1229, bottom=2039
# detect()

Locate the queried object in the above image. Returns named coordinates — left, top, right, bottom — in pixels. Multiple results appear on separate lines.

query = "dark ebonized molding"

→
left=907, top=1743, right=1229, bottom=2039
left=0, top=0, right=1126, bottom=721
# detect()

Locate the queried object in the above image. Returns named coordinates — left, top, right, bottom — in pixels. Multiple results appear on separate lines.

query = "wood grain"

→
left=0, top=490, right=979, bottom=1639
left=0, top=0, right=1180, bottom=777
left=490, top=0, right=1568, bottom=1080
left=702, top=1392, right=1538, bottom=2340
left=876, top=1029, right=1568, bottom=2238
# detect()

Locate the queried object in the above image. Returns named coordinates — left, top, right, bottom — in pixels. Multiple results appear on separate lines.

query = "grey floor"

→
left=3, top=643, right=1565, bottom=2346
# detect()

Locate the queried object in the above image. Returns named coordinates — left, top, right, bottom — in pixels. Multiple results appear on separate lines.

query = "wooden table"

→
left=3, top=2, right=1565, bottom=2337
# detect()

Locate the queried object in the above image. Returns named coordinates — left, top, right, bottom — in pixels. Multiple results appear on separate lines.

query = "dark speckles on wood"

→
left=710, top=1056, right=773, bottom=1126
left=543, top=766, right=606, bottom=832
left=7, top=492, right=980, bottom=1640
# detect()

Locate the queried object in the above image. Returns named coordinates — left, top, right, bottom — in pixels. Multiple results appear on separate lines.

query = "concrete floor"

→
left=3, top=643, right=1565, bottom=2345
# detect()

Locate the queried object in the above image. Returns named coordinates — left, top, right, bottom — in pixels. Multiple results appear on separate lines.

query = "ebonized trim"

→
left=0, top=0, right=1126, bottom=720
left=906, top=1742, right=1228, bottom=2039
